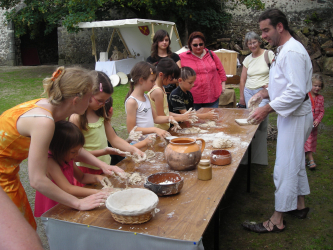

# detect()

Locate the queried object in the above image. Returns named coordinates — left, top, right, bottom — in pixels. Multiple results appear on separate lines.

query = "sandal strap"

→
left=265, top=218, right=276, bottom=231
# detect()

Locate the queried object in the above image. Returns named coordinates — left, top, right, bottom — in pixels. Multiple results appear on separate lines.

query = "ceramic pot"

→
left=210, top=149, right=231, bottom=166
left=144, top=172, right=184, bottom=196
left=165, top=138, right=205, bottom=171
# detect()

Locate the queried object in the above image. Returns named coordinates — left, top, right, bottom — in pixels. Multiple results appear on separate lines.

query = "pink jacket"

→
left=179, top=48, right=227, bottom=103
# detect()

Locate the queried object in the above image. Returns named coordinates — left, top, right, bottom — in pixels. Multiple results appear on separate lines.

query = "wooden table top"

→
left=43, top=108, right=257, bottom=242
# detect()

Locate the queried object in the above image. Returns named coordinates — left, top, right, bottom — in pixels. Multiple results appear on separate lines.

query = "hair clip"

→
left=99, top=83, right=103, bottom=92
left=150, top=68, right=153, bottom=74
left=130, top=78, right=134, bottom=82
left=51, top=69, right=62, bottom=81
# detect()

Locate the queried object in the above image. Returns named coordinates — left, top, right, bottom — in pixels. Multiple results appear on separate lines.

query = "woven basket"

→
left=106, top=188, right=158, bottom=224
left=110, top=210, right=154, bottom=224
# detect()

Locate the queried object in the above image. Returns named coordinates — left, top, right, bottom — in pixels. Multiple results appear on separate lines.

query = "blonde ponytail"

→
left=42, top=66, right=94, bottom=105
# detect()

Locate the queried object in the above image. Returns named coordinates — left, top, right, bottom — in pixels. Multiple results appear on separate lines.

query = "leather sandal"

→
left=242, top=219, right=286, bottom=233
left=285, top=207, right=309, bottom=219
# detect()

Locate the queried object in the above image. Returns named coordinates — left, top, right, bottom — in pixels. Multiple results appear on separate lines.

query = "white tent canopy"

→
left=77, top=18, right=182, bottom=61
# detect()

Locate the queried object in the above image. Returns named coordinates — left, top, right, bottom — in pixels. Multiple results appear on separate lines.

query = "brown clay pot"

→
left=164, top=138, right=205, bottom=171
left=210, top=149, right=231, bottom=166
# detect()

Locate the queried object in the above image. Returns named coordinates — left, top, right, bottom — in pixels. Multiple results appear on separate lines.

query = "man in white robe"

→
left=242, top=9, right=313, bottom=233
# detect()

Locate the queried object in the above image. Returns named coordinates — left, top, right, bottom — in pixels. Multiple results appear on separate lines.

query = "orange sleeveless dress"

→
left=0, top=99, right=53, bottom=229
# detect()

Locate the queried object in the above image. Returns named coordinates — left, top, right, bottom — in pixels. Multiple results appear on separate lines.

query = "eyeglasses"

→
left=192, top=43, right=204, bottom=47
left=247, top=41, right=258, bottom=47
left=92, top=96, right=110, bottom=105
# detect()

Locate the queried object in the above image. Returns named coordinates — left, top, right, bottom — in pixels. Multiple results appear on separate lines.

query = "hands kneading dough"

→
left=247, top=95, right=262, bottom=125
left=169, top=117, right=182, bottom=132
left=127, top=126, right=142, bottom=142
left=184, top=108, right=199, bottom=124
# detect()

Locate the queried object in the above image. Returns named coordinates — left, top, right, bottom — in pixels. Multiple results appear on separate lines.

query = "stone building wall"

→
left=0, top=9, right=15, bottom=66
left=226, top=0, right=330, bottom=16
left=207, top=0, right=333, bottom=74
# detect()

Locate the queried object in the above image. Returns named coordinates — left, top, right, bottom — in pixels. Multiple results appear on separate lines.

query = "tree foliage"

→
left=0, top=0, right=264, bottom=39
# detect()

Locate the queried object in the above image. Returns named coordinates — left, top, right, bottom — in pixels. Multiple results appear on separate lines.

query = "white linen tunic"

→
left=268, top=37, right=313, bottom=212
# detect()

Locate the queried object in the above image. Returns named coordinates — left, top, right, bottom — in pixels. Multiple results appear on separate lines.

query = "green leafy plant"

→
left=304, top=11, right=323, bottom=24
left=0, top=0, right=264, bottom=41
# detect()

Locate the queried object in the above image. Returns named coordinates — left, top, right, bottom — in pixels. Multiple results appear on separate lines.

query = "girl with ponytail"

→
left=0, top=66, right=110, bottom=230
left=125, top=61, right=179, bottom=139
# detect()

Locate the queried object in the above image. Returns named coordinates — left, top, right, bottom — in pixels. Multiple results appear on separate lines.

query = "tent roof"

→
left=78, top=19, right=176, bottom=29
left=77, top=19, right=182, bottom=61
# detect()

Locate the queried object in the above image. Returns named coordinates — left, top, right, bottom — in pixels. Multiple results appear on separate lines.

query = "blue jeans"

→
left=193, top=98, right=219, bottom=110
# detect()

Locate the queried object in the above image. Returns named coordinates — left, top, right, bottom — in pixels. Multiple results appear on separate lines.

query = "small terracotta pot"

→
left=165, top=138, right=205, bottom=171
left=211, top=150, right=231, bottom=166
left=144, top=172, right=184, bottom=196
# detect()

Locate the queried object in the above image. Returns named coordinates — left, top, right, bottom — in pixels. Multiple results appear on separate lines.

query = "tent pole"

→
left=107, top=29, right=116, bottom=54
left=169, top=25, right=174, bottom=40
left=116, top=28, right=132, bottom=57
left=151, top=24, right=155, bottom=43
left=91, top=28, right=97, bottom=62
left=173, top=25, right=182, bottom=48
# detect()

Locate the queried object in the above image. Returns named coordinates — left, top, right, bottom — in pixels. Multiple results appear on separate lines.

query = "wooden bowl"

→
left=211, top=150, right=231, bottom=166
left=144, top=172, right=184, bottom=196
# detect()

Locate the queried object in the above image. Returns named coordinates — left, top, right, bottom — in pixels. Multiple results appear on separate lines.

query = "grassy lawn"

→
left=1, top=66, right=332, bottom=249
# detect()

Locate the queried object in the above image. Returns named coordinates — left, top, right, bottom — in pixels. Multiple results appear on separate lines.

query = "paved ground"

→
left=19, top=160, right=50, bottom=250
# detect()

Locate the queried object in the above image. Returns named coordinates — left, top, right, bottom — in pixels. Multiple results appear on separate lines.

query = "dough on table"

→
left=200, top=121, right=216, bottom=128
left=178, top=127, right=208, bottom=134
left=212, top=138, right=233, bottom=148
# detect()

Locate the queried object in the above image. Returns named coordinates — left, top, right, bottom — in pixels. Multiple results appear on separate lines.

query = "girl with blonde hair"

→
left=0, top=66, right=111, bottom=229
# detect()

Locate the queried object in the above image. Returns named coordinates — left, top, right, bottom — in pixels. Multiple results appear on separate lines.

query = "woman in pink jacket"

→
left=179, top=31, right=227, bottom=109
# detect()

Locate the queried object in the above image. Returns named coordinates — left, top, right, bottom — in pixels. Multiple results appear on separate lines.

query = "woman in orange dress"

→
left=0, top=67, right=121, bottom=229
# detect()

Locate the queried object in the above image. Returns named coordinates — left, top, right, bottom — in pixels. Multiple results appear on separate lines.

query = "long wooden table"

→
left=42, top=108, right=258, bottom=250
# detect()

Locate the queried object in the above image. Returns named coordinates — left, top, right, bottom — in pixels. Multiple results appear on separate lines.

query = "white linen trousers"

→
left=274, top=112, right=312, bottom=212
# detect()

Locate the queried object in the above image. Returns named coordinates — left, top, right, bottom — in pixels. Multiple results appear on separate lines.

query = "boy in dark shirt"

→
left=169, top=67, right=217, bottom=120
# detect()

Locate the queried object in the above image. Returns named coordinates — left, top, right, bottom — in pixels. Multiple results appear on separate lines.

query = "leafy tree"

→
left=0, top=0, right=264, bottom=41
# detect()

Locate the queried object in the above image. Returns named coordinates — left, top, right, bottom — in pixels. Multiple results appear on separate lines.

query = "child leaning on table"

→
left=169, top=66, right=218, bottom=120
left=103, top=96, right=154, bottom=165
left=70, top=71, right=144, bottom=186
left=304, top=73, right=325, bottom=170
left=34, top=121, right=106, bottom=217
left=125, top=61, right=181, bottom=139
left=147, top=57, right=192, bottom=130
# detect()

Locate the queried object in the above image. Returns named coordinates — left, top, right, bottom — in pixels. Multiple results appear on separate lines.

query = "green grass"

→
left=322, top=106, right=333, bottom=126
left=0, top=71, right=48, bottom=114
left=0, top=66, right=130, bottom=120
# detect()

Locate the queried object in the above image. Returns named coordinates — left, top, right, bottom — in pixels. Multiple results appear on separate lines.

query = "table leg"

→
left=214, top=204, right=220, bottom=250
left=247, top=142, right=252, bottom=193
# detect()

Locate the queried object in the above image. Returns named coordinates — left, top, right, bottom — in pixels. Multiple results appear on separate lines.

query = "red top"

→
left=179, top=48, right=227, bottom=104
left=34, top=153, right=75, bottom=217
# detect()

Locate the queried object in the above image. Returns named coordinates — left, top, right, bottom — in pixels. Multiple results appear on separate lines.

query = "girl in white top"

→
left=125, top=61, right=179, bottom=138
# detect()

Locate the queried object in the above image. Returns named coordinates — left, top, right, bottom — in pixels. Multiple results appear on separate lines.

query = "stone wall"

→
left=226, top=0, right=330, bottom=16
left=0, top=9, right=15, bottom=66
left=57, top=27, right=126, bottom=65
left=206, top=1, right=333, bottom=74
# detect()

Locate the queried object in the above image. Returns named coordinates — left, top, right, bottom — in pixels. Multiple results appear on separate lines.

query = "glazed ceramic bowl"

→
left=210, top=149, right=231, bottom=166
left=144, top=172, right=184, bottom=196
